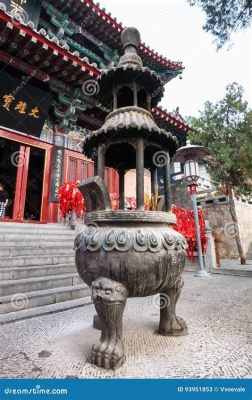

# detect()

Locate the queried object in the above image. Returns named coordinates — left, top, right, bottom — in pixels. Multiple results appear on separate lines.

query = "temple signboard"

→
left=2, top=0, right=41, bottom=29
left=0, top=70, right=53, bottom=137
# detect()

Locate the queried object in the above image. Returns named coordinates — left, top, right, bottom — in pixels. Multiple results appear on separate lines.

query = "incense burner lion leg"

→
left=90, top=277, right=127, bottom=370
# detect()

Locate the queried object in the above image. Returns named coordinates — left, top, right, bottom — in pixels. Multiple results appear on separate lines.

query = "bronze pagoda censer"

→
left=75, top=27, right=188, bottom=370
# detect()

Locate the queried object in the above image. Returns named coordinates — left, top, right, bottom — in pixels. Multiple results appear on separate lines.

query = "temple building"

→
left=0, top=0, right=191, bottom=223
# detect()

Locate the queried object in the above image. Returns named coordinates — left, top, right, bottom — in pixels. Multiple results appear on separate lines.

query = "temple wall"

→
left=203, top=203, right=239, bottom=259
left=200, top=201, right=252, bottom=259
left=235, top=201, right=252, bottom=257
left=172, top=179, right=252, bottom=259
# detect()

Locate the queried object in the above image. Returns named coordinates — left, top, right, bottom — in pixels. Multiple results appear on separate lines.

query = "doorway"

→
left=0, top=137, right=20, bottom=219
left=0, top=137, right=46, bottom=221
left=24, top=147, right=45, bottom=221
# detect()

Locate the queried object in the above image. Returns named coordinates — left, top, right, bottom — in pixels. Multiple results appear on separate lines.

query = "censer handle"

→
left=78, top=176, right=112, bottom=213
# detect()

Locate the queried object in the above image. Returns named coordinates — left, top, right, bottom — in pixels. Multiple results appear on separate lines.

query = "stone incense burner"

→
left=75, top=27, right=188, bottom=370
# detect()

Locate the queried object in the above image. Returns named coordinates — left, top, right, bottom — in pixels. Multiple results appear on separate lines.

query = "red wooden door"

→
left=66, top=156, right=94, bottom=182
left=68, top=158, right=78, bottom=181
left=0, top=129, right=52, bottom=223
left=13, top=145, right=30, bottom=220
left=64, top=150, right=118, bottom=195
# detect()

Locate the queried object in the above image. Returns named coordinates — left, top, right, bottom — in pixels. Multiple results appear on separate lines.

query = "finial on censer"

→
left=119, top=27, right=143, bottom=66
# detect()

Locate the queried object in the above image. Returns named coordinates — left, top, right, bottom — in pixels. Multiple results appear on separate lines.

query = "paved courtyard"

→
left=0, top=272, right=251, bottom=379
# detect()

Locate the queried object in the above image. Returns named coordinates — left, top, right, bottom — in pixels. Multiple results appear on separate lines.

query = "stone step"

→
left=0, top=246, right=75, bottom=257
left=0, top=233, right=77, bottom=242
left=0, top=222, right=73, bottom=230
left=210, top=267, right=252, bottom=277
left=0, top=254, right=75, bottom=268
left=0, top=296, right=92, bottom=324
left=0, top=239, right=75, bottom=248
left=0, top=227, right=76, bottom=234
left=0, top=263, right=77, bottom=280
left=0, top=284, right=91, bottom=315
left=0, top=273, right=82, bottom=296
left=0, top=222, right=87, bottom=322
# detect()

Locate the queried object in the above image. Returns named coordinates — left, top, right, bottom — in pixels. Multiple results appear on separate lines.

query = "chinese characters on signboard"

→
left=50, top=146, right=64, bottom=203
left=3, top=95, right=40, bottom=118
left=0, top=69, right=53, bottom=137
left=2, top=0, right=41, bottom=29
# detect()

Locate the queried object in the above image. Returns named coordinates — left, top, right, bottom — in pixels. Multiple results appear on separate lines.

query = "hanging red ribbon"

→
left=58, top=181, right=86, bottom=218
left=172, top=205, right=207, bottom=260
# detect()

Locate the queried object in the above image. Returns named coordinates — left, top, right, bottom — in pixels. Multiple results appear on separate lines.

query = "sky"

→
left=101, top=0, right=252, bottom=118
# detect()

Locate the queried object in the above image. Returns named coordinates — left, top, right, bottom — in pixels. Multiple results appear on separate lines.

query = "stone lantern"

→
left=74, top=27, right=188, bottom=370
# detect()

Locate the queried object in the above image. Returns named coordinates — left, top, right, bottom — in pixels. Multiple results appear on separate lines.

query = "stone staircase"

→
left=0, top=222, right=90, bottom=323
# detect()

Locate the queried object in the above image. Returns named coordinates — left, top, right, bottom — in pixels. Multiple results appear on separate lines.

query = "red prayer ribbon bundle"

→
left=172, top=205, right=207, bottom=260
left=58, top=181, right=86, bottom=218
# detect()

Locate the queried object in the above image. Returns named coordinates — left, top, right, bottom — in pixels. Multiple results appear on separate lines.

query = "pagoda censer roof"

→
left=83, top=27, right=179, bottom=168
left=84, top=106, right=178, bottom=162
left=97, top=27, right=164, bottom=108
left=91, top=107, right=173, bottom=136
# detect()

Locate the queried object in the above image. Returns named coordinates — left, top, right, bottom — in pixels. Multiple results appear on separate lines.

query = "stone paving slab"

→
left=220, top=259, right=252, bottom=267
left=211, top=259, right=252, bottom=277
left=186, top=259, right=252, bottom=276
left=0, top=272, right=251, bottom=379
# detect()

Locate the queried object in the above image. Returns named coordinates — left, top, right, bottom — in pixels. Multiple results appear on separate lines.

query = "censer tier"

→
left=84, top=106, right=178, bottom=168
left=84, top=210, right=177, bottom=225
